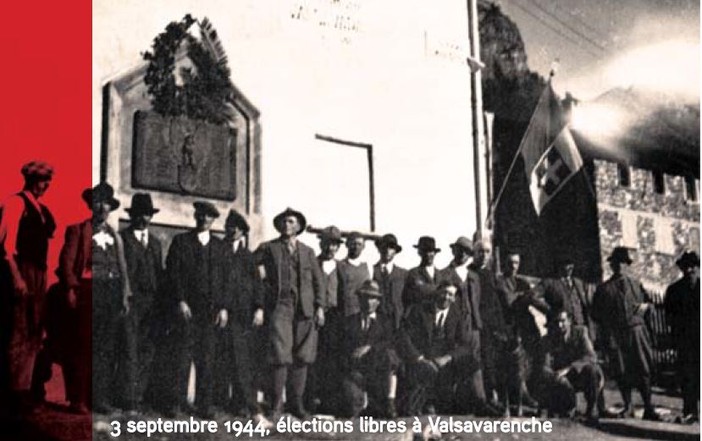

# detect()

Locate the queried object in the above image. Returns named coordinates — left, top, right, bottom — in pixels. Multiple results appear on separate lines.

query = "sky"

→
left=498, top=0, right=700, bottom=102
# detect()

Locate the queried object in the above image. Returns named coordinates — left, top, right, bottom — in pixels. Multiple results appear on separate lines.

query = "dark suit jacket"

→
left=256, top=238, right=324, bottom=318
left=665, top=276, right=700, bottom=362
left=536, top=325, right=597, bottom=373
left=402, top=266, right=439, bottom=310
left=373, top=263, right=408, bottom=329
left=592, top=275, right=649, bottom=331
left=496, top=274, right=546, bottom=350
left=223, top=240, right=263, bottom=324
left=166, top=231, right=227, bottom=316
left=120, top=227, right=163, bottom=313
left=343, top=312, right=395, bottom=359
left=399, top=303, right=469, bottom=363
left=539, top=277, right=590, bottom=326
left=58, top=220, right=92, bottom=289
left=437, top=264, right=482, bottom=331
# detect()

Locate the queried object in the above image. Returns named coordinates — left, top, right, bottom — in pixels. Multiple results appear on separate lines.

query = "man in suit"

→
left=166, top=201, right=229, bottom=418
left=591, top=247, right=659, bottom=421
left=437, top=236, right=493, bottom=415
left=341, top=280, right=399, bottom=418
left=256, top=208, right=324, bottom=419
left=402, top=236, right=441, bottom=309
left=531, top=310, right=604, bottom=422
left=119, top=193, right=163, bottom=410
left=664, top=251, right=700, bottom=423
left=215, top=209, right=265, bottom=419
left=0, top=161, right=55, bottom=415
left=373, top=233, right=407, bottom=330
left=308, top=225, right=343, bottom=413
left=399, top=282, right=472, bottom=415
left=536, top=258, right=591, bottom=332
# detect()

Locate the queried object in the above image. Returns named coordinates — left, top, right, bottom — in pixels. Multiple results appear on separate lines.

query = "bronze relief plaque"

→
left=132, top=110, right=237, bottom=200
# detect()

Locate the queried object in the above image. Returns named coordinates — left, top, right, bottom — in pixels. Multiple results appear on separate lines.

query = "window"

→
left=684, top=175, right=699, bottom=202
left=652, top=171, right=665, bottom=195
left=617, top=164, right=631, bottom=188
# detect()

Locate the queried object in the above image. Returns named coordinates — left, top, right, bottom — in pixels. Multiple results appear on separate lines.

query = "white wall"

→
left=93, top=0, right=478, bottom=269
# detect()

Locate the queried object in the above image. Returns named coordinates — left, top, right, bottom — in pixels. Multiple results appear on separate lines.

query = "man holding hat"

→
left=0, top=161, right=56, bottom=413
left=340, top=280, right=399, bottom=418
left=664, top=251, right=700, bottom=423
left=214, top=209, right=265, bottom=418
left=165, top=201, right=228, bottom=418
left=402, top=236, right=441, bottom=309
left=255, top=208, right=324, bottom=418
left=592, top=247, right=658, bottom=420
left=119, top=193, right=163, bottom=410
left=373, top=234, right=408, bottom=330
left=438, top=236, right=490, bottom=415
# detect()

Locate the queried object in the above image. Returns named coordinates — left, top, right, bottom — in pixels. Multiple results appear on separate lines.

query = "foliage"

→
left=143, top=14, right=232, bottom=125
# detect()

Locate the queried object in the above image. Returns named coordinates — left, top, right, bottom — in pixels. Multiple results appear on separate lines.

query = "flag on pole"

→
left=519, top=83, right=583, bottom=215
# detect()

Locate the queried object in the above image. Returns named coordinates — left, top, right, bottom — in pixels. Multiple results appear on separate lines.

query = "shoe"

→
left=253, top=413, right=275, bottom=430
left=290, top=406, right=310, bottom=419
left=616, top=407, right=634, bottom=419
left=642, top=409, right=661, bottom=421
left=677, top=414, right=696, bottom=424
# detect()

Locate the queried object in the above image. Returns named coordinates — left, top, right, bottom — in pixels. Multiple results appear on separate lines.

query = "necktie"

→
left=381, top=264, right=389, bottom=278
left=141, top=231, right=148, bottom=248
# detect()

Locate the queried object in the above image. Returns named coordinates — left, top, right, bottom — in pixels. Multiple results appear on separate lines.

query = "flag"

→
left=519, top=83, right=583, bottom=215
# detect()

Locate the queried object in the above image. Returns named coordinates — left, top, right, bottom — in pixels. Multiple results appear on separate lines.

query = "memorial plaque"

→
left=131, top=110, right=237, bottom=200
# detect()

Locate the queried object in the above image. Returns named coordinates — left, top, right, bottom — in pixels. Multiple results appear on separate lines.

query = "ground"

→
left=1, top=366, right=697, bottom=441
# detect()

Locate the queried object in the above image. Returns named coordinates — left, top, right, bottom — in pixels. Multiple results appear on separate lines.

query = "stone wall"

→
left=595, top=159, right=700, bottom=291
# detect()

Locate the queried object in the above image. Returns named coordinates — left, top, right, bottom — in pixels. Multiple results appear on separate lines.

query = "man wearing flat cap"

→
left=165, top=201, right=228, bottom=418
left=0, top=161, right=56, bottom=414
left=438, top=236, right=491, bottom=415
left=213, top=209, right=265, bottom=419
left=402, top=236, right=441, bottom=309
left=119, top=193, right=163, bottom=410
left=664, top=251, right=700, bottom=423
left=307, top=226, right=343, bottom=413
left=340, top=280, right=400, bottom=418
left=373, top=234, right=408, bottom=331
left=591, top=247, right=659, bottom=420
left=255, top=208, right=324, bottom=418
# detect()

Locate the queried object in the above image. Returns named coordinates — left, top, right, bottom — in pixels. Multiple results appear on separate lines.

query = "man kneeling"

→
left=531, top=310, right=604, bottom=421
left=341, top=280, right=399, bottom=418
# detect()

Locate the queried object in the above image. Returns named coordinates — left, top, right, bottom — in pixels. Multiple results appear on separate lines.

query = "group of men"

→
left=0, top=162, right=699, bottom=426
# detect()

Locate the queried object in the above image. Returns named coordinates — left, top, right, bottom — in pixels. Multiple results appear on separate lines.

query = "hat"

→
left=414, top=236, right=441, bottom=253
left=450, top=236, right=473, bottom=253
left=676, top=251, right=700, bottom=269
left=273, top=207, right=307, bottom=235
left=225, top=209, right=249, bottom=233
left=21, top=160, right=54, bottom=180
left=356, top=280, right=383, bottom=298
left=318, top=226, right=343, bottom=244
left=86, top=182, right=120, bottom=211
left=125, top=193, right=160, bottom=216
left=607, top=247, right=633, bottom=264
left=375, top=234, right=402, bottom=253
left=193, top=201, right=220, bottom=218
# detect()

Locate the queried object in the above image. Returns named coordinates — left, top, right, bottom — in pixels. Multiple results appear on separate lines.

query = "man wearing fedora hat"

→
left=213, top=209, right=266, bottom=419
left=402, top=236, right=441, bottom=309
left=255, top=207, right=324, bottom=419
left=340, top=280, right=399, bottom=418
left=0, top=161, right=56, bottom=414
left=437, top=236, right=492, bottom=415
left=119, top=193, right=163, bottom=410
left=664, top=251, right=700, bottom=422
left=373, top=234, right=408, bottom=331
left=592, top=247, right=659, bottom=420
left=165, top=201, right=228, bottom=418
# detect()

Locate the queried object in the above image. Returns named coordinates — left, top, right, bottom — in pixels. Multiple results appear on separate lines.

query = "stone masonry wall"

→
left=596, top=160, right=700, bottom=292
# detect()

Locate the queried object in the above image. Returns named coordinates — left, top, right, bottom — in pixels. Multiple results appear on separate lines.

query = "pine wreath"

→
left=143, top=14, right=232, bottom=125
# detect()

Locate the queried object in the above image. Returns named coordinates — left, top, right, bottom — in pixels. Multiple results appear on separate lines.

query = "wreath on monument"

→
left=143, top=14, right=232, bottom=125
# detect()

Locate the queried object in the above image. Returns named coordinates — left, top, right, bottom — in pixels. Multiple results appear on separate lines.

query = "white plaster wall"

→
left=93, top=0, right=477, bottom=269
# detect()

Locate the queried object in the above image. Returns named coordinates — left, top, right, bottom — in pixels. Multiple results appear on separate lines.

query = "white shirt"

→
left=453, top=262, right=468, bottom=283
left=435, top=308, right=448, bottom=328
left=380, top=262, right=395, bottom=274
left=231, top=237, right=246, bottom=253
left=347, top=257, right=371, bottom=275
left=197, top=231, right=211, bottom=246
left=424, top=265, right=436, bottom=280
left=362, top=312, right=377, bottom=331
left=321, top=259, right=337, bottom=275
left=133, top=229, right=149, bottom=246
